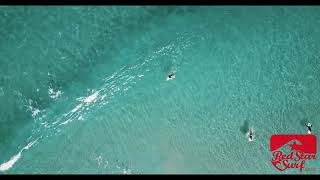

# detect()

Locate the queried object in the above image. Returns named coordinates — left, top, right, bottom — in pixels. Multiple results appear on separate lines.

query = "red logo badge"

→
left=270, top=134, right=317, bottom=172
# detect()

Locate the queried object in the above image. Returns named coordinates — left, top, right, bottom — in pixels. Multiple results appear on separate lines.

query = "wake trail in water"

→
left=0, top=36, right=194, bottom=172
left=0, top=139, right=38, bottom=172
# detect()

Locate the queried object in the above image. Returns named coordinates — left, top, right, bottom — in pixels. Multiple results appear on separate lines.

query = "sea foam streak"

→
left=0, top=139, right=38, bottom=172
left=0, top=152, right=22, bottom=172
left=0, top=40, right=190, bottom=173
left=83, top=91, right=99, bottom=103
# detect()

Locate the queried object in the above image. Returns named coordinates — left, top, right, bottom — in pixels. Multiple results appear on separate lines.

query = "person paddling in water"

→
left=248, top=128, right=254, bottom=142
left=167, top=71, right=175, bottom=81
left=305, top=122, right=312, bottom=134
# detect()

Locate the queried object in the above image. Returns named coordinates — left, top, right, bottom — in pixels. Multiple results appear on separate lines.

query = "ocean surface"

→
left=0, top=6, right=320, bottom=174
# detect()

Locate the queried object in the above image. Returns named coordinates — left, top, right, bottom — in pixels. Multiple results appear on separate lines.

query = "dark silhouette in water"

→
left=240, top=120, right=254, bottom=141
left=168, top=72, right=174, bottom=79
left=240, top=120, right=249, bottom=135
left=305, top=122, right=312, bottom=134
left=300, top=119, right=312, bottom=134
left=248, top=128, right=254, bottom=141
left=167, top=71, right=176, bottom=80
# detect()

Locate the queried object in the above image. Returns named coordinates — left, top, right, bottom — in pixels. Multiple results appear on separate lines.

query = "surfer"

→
left=167, top=71, right=175, bottom=81
left=305, top=122, right=312, bottom=134
left=248, top=128, right=254, bottom=142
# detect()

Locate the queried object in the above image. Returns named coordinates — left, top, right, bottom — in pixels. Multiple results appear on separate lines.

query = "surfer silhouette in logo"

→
left=288, top=140, right=303, bottom=151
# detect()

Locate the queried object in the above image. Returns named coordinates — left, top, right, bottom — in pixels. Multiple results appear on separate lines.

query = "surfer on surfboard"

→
left=247, top=128, right=254, bottom=142
left=305, top=122, right=312, bottom=134
left=167, top=71, right=176, bottom=81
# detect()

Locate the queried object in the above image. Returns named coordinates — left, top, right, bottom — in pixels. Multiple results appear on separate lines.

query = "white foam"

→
left=59, top=118, right=72, bottom=126
left=71, top=104, right=83, bottom=113
left=48, top=88, right=63, bottom=99
left=0, top=139, right=38, bottom=172
left=155, top=44, right=173, bottom=54
left=41, top=122, right=50, bottom=128
left=123, top=169, right=132, bottom=174
left=101, top=95, right=107, bottom=100
left=94, top=155, right=103, bottom=166
left=138, top=74, right=144, bottom=78
left=48, top=88, right=54, bottom=94
left=83, top=91, right=99, bottom=103
left=31, top=108, right=41, bottom=118
left=0, top=152, right=22, bottom=172
left=27, top=100, right=41, bottom=118
left=24, top=139, right=38, bottom=150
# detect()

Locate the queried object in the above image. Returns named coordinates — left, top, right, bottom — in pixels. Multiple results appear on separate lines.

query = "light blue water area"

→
left=0, top=6, right=320, bottom=174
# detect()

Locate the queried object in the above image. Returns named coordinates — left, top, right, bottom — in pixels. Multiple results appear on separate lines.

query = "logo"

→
left=270, top=134, right=317, bottom=172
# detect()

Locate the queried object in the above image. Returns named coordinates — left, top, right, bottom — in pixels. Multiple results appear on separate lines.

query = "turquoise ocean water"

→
left=0, top=6, right=320, bottom=174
